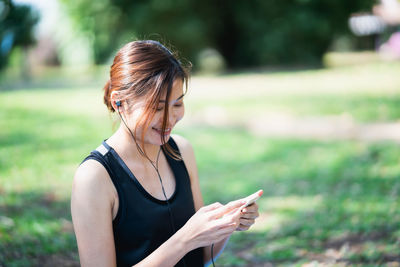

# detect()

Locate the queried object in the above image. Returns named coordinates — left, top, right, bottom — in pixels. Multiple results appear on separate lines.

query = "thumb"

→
left=210, top=199, right=246, bottom=219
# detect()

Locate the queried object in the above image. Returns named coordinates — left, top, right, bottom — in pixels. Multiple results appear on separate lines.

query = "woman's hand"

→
left=237, top=202, right=259, bottom=231
left=179, top=200, right=246, bottom=250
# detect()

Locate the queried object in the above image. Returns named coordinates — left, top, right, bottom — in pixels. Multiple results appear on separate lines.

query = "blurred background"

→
left=1, top=0, right=400, bottom=266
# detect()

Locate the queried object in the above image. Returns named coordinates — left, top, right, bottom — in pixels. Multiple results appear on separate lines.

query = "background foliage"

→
left=61, top=0, right=375, bottom=68
left=0, top=0, right=39, bottom=71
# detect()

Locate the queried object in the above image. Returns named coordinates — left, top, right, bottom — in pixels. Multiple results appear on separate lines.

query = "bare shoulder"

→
left=73, top=159, right=110, bottom=192
left=170, top=134, right=198, bottom=180
left=170, top=134, right=195, bottom=161
left=170, top=134, right=204, bottom=210
left=72, top=159, right=115, bottom=208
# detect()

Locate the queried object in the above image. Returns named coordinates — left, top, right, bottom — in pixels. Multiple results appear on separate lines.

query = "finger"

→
left=239, top=218, right=255, bottom=227
left=240, top=211, right=259, bottom=220
left=224, top=205, right=246, bottom=217
left=201, top=202, right=223, bottom=212
left=242, top=190, right=263, bottom=205
left=212, top=207, right=242, bottom=229
left=241, top=202, right=258, bottom=213
left=210, top=200, right=246, bottom=219
left=236, top=225, right=250, bottom=231
left=248, top=190, right=263, bottom=199
left=240, top=214, right=259, bottom=220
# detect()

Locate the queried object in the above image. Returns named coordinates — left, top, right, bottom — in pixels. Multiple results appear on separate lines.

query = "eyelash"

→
left=156, top=103, right=183, bottom=111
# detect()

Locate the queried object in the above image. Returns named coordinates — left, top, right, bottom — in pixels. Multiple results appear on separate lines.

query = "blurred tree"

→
left=61, top=0, right=209, bottom=65
left=0, top=0, right=39, bottom=71
left=195, top=0, right=376, bottom=67
left=62, top=0, right=375, bottom=68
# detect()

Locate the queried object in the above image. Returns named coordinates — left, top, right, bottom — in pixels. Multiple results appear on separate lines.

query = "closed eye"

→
left=155, top=102, right=183, bottom=111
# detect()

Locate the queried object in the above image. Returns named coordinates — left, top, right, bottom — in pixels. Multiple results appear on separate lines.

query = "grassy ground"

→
left=1, top=59, right=400, bottom=266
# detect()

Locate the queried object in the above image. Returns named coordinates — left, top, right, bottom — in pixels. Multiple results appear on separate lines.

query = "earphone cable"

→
left=211, top=243, right=216, bottom=267
left=117, top=106, right=187, bottom=267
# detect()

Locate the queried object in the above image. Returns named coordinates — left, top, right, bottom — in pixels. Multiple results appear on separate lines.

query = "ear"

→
left=110, top=91, right=121, bottom=111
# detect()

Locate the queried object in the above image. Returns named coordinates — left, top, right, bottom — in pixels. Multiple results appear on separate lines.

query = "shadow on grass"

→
left=179, top=127, right=400, bottom=266
left=0, top=107, right=106, bottom=266
left=0, top=190, right=78, bottom=266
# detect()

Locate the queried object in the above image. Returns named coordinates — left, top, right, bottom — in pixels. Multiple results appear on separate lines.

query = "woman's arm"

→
left=72, top=157, right=243, bottom=267
left=135, top=201, right=243, bottom=267
left=71, top=160, right=118, bottom=267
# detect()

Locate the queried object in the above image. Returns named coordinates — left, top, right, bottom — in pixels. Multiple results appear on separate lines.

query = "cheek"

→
left=126, top=108, right=151, bottom=132
left=124, top=115, right=138, bottom=129
left=150, top=113, right=163, bottom=126
left=176, top=107, right=185, bottom=123
left=128, top=111, right=144, bottom=128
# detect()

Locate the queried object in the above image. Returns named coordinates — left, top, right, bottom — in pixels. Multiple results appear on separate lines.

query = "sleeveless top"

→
left=81, top=137, right=204, bottom=267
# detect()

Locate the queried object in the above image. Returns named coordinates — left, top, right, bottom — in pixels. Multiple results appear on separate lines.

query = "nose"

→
left=167, top=105, right=184, bottom=126
left=167, top=109, right=176, bottom=126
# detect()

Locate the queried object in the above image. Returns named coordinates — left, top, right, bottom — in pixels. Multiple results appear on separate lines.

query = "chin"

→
left=150, top=127, right=172, bottom=145
left=145, top=134, right=171, bottom=146
left=159, top=134, right=171, bottom=145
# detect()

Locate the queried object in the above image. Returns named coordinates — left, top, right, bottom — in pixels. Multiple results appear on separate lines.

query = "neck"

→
left=107, top=125, right=161, bottom=163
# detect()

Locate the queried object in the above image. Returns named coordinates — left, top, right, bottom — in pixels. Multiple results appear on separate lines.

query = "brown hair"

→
left=103, top=40, right=190, bottom=160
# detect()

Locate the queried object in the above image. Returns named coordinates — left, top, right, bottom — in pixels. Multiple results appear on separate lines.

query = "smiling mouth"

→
left=152, top=127, right=172, bottom=136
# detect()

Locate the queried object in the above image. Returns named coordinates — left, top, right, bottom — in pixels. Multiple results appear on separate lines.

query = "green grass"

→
left=185, top=61, right=400, bottom=124
left=192, top=94, right=400, bottom=122
left=184, top=128, right=400, bottom=265
left=1, top=61, right=400, bottom=266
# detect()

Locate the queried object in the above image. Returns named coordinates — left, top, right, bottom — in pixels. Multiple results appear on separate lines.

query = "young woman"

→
left=71, top=40, right=260, bottom=267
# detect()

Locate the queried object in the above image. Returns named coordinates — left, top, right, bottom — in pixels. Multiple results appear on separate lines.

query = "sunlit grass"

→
left=184, top=61, right=400, bottom=125
left=1, top=61, right=400, bottom=266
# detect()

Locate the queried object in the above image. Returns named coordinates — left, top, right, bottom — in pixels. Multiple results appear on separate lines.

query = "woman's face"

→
left=125, top=79, right=185, bottom=146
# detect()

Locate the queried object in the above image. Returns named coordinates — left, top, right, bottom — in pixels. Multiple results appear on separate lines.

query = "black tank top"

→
left=81, top=137, right=204, bottom=267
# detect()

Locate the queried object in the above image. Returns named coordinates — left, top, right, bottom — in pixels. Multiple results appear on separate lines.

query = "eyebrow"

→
left=159, top=94, right=185, bottom=104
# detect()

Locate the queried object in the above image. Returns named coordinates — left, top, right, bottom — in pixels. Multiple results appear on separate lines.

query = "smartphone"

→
left=242, top=189, right=263, bottom=208
left=219, top=189, right=264, bottom=218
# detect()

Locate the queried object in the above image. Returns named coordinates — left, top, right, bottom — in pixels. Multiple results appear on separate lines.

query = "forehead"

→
left=160, top=79, right=184, bottom=101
